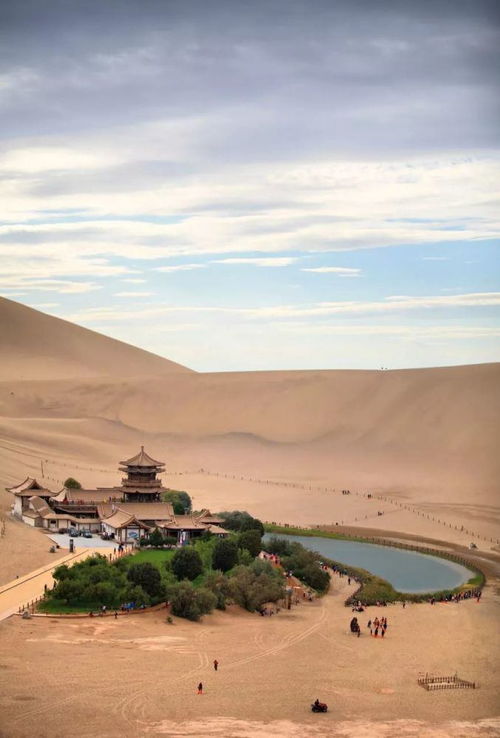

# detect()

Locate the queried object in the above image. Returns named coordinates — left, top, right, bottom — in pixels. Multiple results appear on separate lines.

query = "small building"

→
left=7, top=478, right=57, bottom=517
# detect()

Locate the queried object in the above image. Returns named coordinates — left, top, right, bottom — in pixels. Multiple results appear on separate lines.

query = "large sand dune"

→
left=0, top=296, right=192, bottom=380
left=1, top=297, right=499, bottom=574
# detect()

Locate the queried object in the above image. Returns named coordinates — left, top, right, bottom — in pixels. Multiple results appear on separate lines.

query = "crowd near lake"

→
left=264, top=534, right=473, bottom=593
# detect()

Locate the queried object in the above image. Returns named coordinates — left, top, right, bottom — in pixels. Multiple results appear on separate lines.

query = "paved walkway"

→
left=0, top=547, right=110, bottom=621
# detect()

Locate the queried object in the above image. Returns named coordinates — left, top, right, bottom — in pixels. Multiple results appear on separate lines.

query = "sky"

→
left=1, top=0, right=499, bottom=372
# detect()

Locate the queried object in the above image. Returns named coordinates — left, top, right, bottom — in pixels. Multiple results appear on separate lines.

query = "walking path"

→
left=0, top=547, right=102, bottom=621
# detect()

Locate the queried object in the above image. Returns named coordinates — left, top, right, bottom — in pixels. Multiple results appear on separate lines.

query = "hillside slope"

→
left=0, top=297, right=193, bottom=380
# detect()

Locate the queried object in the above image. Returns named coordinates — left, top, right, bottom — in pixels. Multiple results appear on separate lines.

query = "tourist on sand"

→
left=197, top=682, right=203, bottom=695
left=214, top=659, right=218, bottom=671
left=374, top=626, right=379, bottom=638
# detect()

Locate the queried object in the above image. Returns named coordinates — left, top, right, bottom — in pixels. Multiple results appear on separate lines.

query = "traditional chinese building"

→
left=7, top=447, right=228, bottom=544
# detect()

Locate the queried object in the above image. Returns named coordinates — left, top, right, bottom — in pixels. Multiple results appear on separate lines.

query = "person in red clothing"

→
left=197, top=682, right=203, bottom=694
left=214, top=659, right=218, bottom=671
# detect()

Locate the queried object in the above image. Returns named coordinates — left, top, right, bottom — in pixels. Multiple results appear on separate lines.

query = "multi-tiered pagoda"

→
left=118, top=446, right=165, bottom=502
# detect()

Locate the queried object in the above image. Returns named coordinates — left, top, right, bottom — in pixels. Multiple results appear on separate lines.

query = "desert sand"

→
left=1, top=574, right=499, bottom=738
left=0, top=297, right=499, bottom=737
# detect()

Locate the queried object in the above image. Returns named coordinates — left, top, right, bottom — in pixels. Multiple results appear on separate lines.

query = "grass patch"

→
left=38, top=599, right=100, bottom=614
left=130, top=549, right=175, bottom=565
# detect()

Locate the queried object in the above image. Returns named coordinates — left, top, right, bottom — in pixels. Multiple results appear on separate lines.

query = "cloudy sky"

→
left=1, top=0, right=499, bottom=371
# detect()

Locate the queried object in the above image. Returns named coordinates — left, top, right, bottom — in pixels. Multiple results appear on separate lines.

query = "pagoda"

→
left=118, top=446, right=165, bottom=502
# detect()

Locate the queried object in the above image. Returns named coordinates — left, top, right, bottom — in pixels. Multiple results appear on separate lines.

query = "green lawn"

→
left=129, top=549, right=175, bottom=565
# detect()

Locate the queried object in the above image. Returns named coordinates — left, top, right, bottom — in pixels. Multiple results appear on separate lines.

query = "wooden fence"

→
left=417, top=674, right=476, bottom=690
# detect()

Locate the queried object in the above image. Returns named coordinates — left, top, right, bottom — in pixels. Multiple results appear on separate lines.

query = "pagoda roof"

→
left=56, top=488, right=123, bottom=504
left=7, top=477, right=54, bottom=496
left=119, top=446, right=165, bottom=469
left=98, top=502, right=174, bottom=522
left=5, top=477, right=55, bottom=497
left=103, top=510, right=150, bottom=530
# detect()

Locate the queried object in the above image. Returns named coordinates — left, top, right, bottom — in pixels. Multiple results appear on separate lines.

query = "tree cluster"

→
left=264, top=536, right=330, bottom=593
left=162, top=489, right=192, bottom=514
left=50, top=555, right=168, bottom=609
left=218, top=510, right=265, bottom=536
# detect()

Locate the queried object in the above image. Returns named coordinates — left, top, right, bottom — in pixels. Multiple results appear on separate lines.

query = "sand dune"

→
left=0, top=296, right=192, bottom=380
left=0, top=298, right=499, bottom=575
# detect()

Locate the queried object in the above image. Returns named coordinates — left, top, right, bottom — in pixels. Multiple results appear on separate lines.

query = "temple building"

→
left=7, top=447, right=228, bottom=543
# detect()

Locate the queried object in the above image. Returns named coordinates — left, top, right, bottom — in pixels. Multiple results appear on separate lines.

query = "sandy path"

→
left=0, top=548, right=112, bottom=620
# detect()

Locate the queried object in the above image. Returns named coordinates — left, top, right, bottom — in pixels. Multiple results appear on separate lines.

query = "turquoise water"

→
left=264, top=534, right=473, bottom=593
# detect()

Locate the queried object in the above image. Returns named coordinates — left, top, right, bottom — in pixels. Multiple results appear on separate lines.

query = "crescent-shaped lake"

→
left=264, top=534, right=474, bottom=593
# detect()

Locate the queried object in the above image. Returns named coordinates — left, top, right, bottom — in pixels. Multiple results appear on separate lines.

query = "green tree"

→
left=54, top=578, right=85, bottom=604
left=204, top=572, right=229, bottom=610
left=127, top=562, right=164, bottom=599
left=218, top=511, right=264, bottom=536
left=163, top=490, right=192, bottom=513
left=238, top=529, right=262, bottom=558
left=212, top=538, right=238, bottom=572
left=64, top=477, right=82, bottom=489
left=299, top=564, right=330, bottom=593
left=171, top=547, right=203, bottom=581
left=148, top=528, right=164, bottom=548
left=52, top=564, right=72, bottom=582
left=167, top=581, right=216, bottom=621
left=84, top=581, right=117, bottom=606
left=126, top=584, right=151, bottom=607
left=227, top=566, right=284, bottom=612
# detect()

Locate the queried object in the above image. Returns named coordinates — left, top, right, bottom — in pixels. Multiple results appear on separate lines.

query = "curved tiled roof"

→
left=7, top=477, right=54, bottom=496
left=119, top=446, right=165, bottom=469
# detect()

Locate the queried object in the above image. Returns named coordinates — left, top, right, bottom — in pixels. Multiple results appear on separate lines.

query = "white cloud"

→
left=66, top=291, right=500, bottom=324
left=270, top=323, right=500, bottom=339
left=0, top=278, right=101, bottom=294
left=213, top=257, right=298, bottom=267
left=155, top=264, right=206, bottom=273
left=301, top=266, right=361, bottom=275
left=1, top=146, right=118, bottom=174
left=121, top=278, right=147, bottom=283
left=113, top=291, right=155, bottom=297
left=422, top=256, right=449, bottom=261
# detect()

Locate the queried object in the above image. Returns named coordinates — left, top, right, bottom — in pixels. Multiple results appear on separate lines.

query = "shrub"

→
left=148, top=528, right=164, bottom=548
left=167, top=581, right=216, bottom=621
left=127, top=562, right=164, bottom=599
left=84, top=581, right=117, bottom=606
left=171, top=547, right=204, bottom=581
left=218, top=511, right=264, bottom=536
left=163, top=490, right=192, bottom=513
left=53, top=578, right=85, bottom=604
left=238, top=529, right=262, bottom=558
left=212, top=538, right=238, bottom=572
left=227, top=566, right=284, bottom=612
left=298, top=564, right=330, bottom=593
left=53, top=564, right=72, bottom=582
left=204, top=572, right=229, bottom=610
left=125, top=584, right=151, bottom=607
left=264, top=536, right=293, bottom=557
left=238, top=549, right=253, bottom=566
left=64, top=477, right=82, bottom=489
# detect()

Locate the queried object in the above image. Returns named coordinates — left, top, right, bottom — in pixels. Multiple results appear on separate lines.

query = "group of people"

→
left=196, top=659, right=219, bottom=694
left=429, top=589, right=482, bottom=604
left=367, top=616, right=388, bottom=637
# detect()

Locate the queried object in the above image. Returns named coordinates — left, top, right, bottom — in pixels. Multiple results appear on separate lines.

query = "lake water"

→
left=264, top=534, right=473, bottom=593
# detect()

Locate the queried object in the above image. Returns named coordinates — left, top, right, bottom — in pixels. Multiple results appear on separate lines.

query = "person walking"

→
left=213, top=659, right=218, bottom=671
left=197, top=682, right=203, bottom=695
